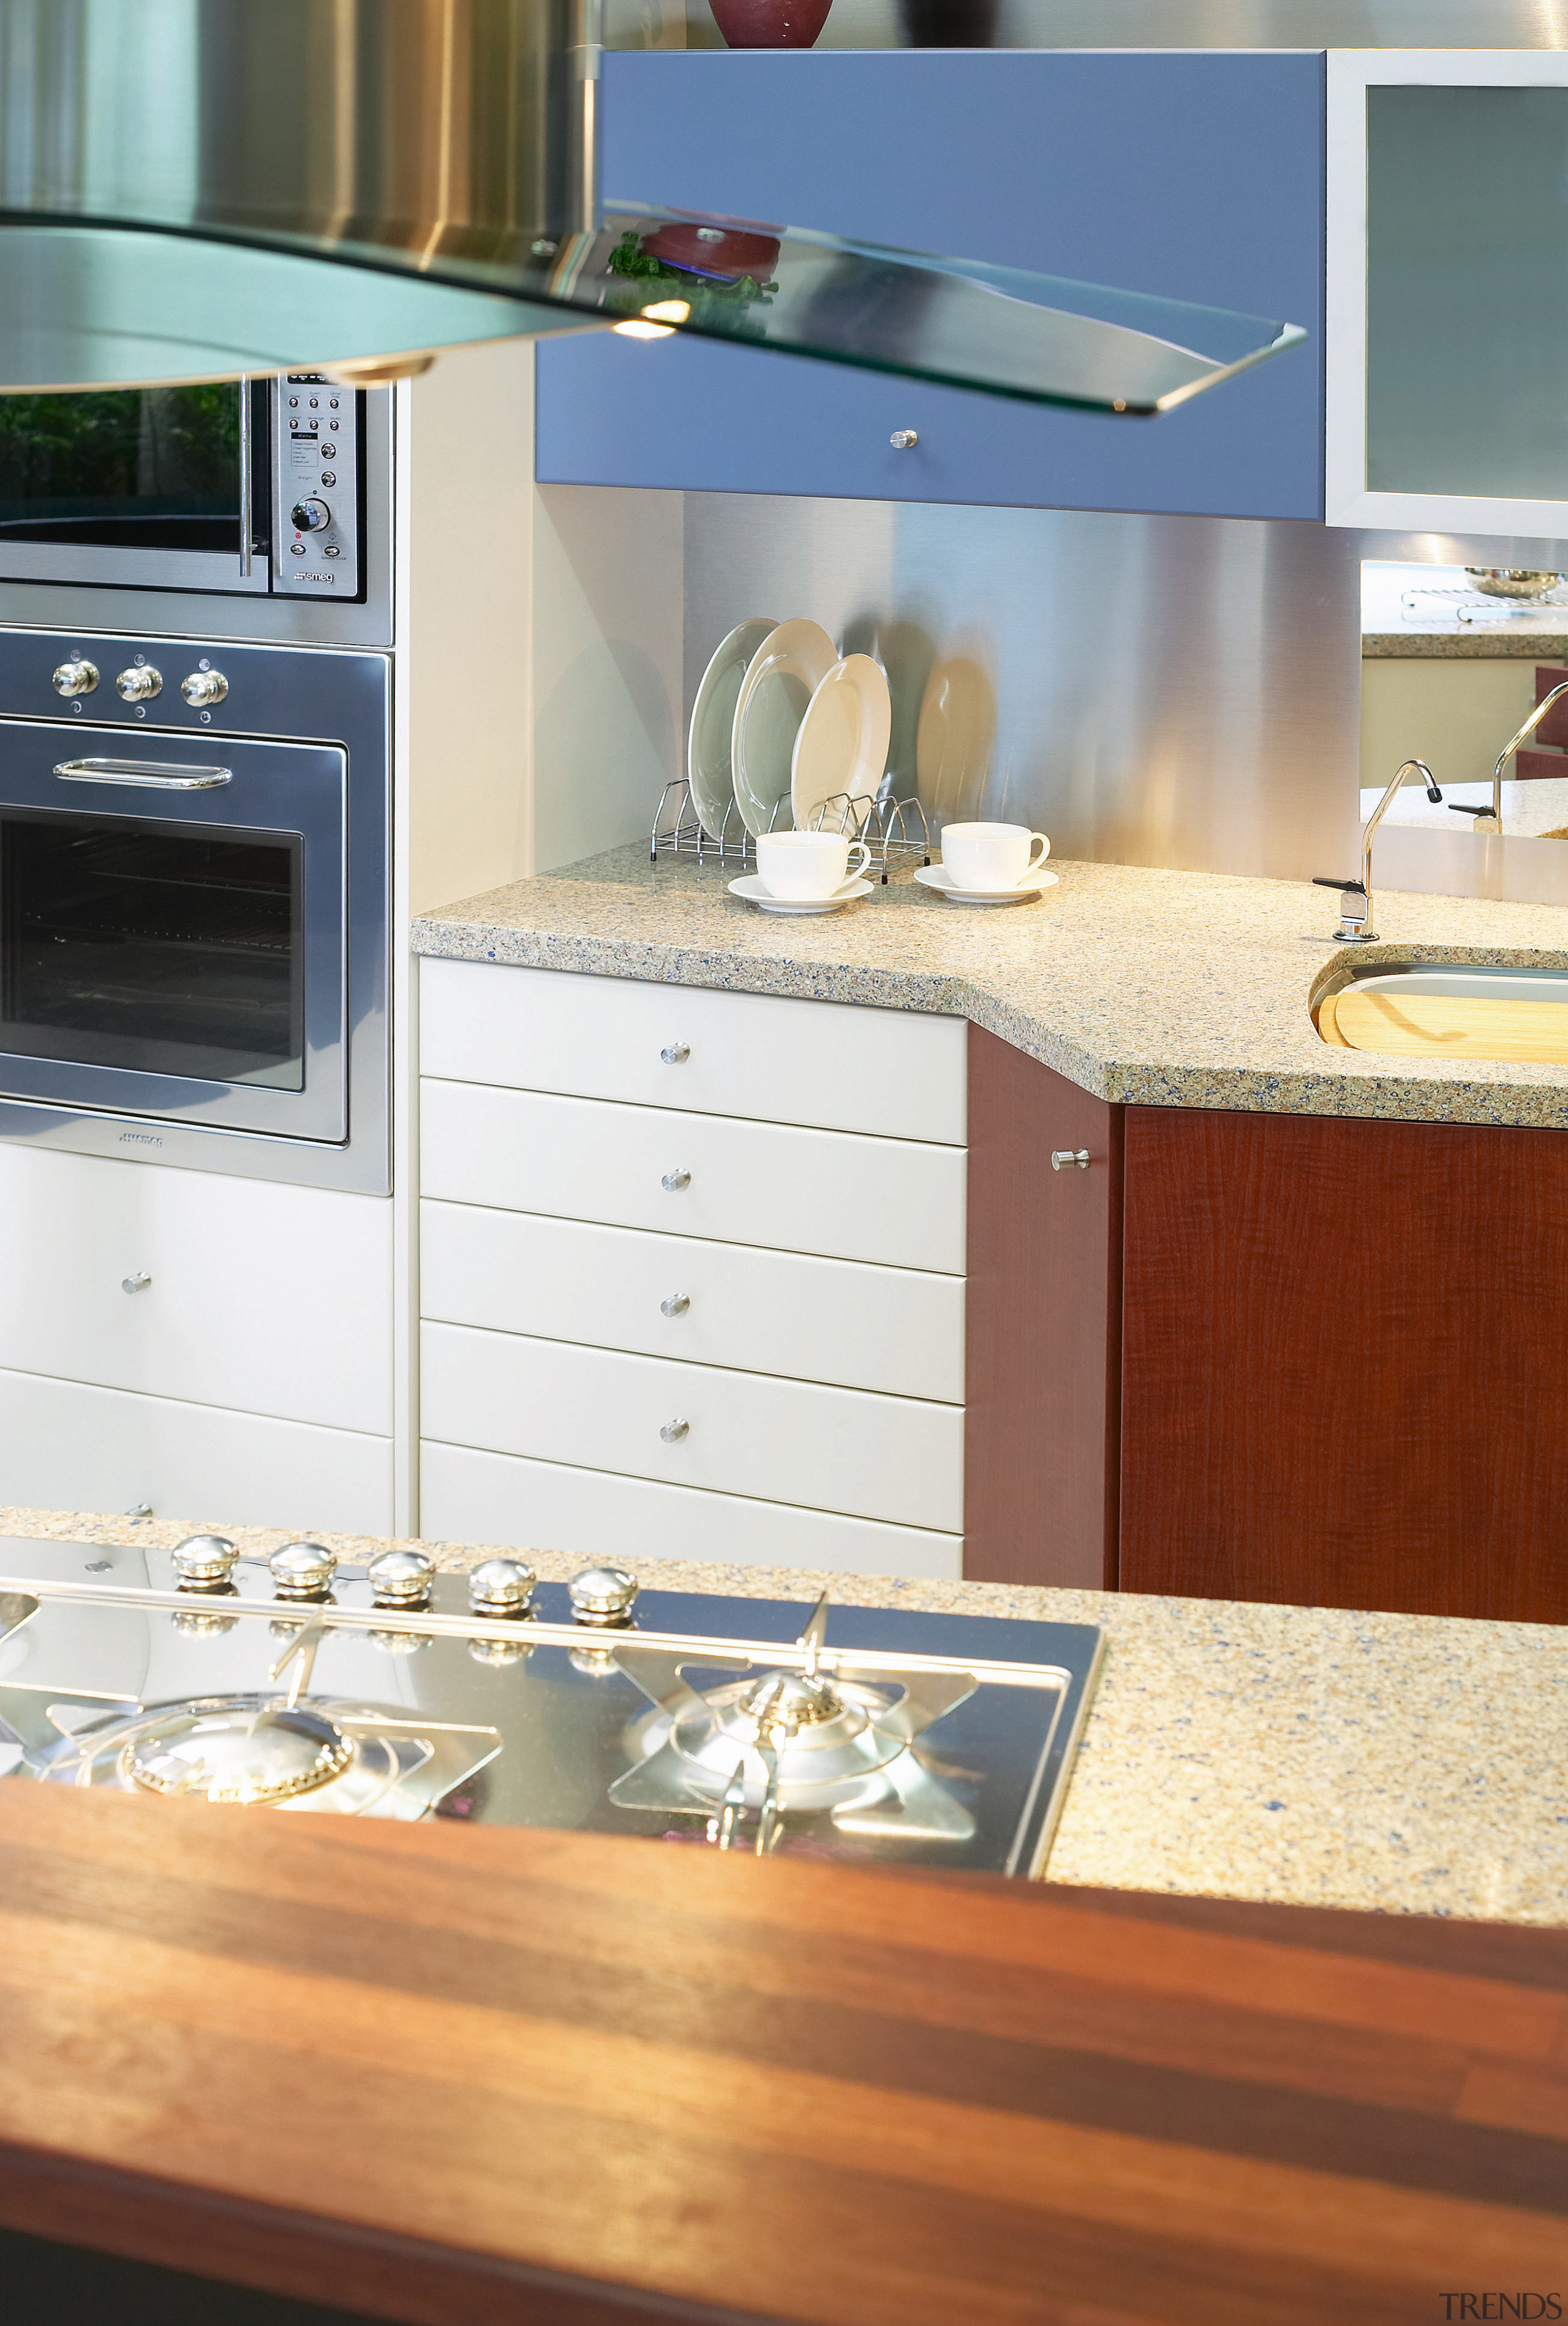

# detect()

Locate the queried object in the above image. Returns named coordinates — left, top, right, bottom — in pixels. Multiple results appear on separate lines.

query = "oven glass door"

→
left=0, top=725, right=346, bottom=1143
left=0, top=383, right=271, bottom=594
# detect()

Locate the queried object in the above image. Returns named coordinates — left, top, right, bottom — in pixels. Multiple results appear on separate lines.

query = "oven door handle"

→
left=53, top=758, right=233, bottom=791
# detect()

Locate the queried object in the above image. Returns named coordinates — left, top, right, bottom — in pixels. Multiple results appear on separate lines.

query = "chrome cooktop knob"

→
left=181, top=668, right=228, bottom=708
left=172, top=1533, right=238, bottom=1592
left=468, top=1557, right=536, bottom=1617
left=368, top=1546, right=435, bottom=1606
left=52, top=657, right=98, bottom=697
left=115, top=663, right=162, bottom=702
left=568, top=1565, right=638, bottom=1628
left=291, top=497, right=331, bottom=533
left=270, top=1540, right=337, bottom=1601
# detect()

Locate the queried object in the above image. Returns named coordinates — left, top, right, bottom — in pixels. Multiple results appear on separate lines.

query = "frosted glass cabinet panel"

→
left=1329, top=51, right=1568, bottom=536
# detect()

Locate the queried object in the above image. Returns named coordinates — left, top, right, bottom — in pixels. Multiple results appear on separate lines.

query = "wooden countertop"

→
left=2, top=1788, right=1564, bottom=2325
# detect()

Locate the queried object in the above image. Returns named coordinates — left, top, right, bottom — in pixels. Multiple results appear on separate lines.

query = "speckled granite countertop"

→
left=412, top=844, right=1568, bottom=1129
left=1364, top=630, right=1568, bottom=659
left=6, top=1508, right=1563, bottom=1928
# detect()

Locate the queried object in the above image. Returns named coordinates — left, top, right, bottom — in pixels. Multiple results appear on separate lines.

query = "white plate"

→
left=731, top=619, right=839, bottom=837
left=914, top=863, right=1058, bottom=907
left=728, top=873, right=873, bottom=916
left=687, top=617, right=777, bottom=839
left=792, top=653, right=892, bottom=833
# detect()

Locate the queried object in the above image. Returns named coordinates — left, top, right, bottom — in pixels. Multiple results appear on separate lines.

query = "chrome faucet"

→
left=1314, top=757, right=1442, bottom=944
left=1469, top=678, right=1568, bottom=825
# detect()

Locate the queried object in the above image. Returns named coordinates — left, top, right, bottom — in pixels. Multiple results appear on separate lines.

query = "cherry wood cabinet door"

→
left=1119, top=1104, right=1568, bottom=1622
left=964, top=1029, right=1122, bottom=1588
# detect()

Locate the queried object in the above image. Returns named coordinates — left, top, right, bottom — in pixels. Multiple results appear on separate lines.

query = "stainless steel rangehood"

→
left=0, top=0, right=1305, bottom=411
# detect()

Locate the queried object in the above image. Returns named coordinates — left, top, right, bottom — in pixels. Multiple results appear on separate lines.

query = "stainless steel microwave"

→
left=0, top=377, right=366, bottom=605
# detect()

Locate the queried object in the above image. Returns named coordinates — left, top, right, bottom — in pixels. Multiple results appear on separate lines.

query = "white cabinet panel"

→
left=419, top=958, right=965, bottom=1144
left=421, top=1321, right=963, bottom=1533
left=420, top=1440, right=961, bottom=1581
left=0, top=1145, right=393, bottom=1433
left=421, top=1081, right=965, bottom=1274
left=0, top=1367, right=393, bottom=1534
left=420, top=1200, right=964, bottom=1403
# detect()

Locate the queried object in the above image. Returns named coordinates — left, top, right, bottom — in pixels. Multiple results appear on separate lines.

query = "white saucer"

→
left=729, top=873, right=873, bottom=916
left=916, top=863, right=1058, bottom=906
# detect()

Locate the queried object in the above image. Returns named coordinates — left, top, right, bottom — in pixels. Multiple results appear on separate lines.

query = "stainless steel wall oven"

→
left=0, top=629, right=389, bottom=1193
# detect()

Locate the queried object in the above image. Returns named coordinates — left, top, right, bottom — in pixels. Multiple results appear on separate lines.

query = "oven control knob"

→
left=52, top=657, right=99, bottom=697
left=172, top=1533, right=238, bottom=1592
left=291, top=498, right=331, bottom=533
left=469, top=1557, right=537, bottom=1617
left=181, top=668, right=229, bottom=708
left=368, top=1546, right=435, bottom=1607
left=568, top=1565, right=639, bottom=1629
left=115, top=664, right=163, bottom=702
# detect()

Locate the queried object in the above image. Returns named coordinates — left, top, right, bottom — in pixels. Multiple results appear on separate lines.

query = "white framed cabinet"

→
left=418, top=961, right=967, bottom=1580
left=1328, top=50, right=1568, bottom=537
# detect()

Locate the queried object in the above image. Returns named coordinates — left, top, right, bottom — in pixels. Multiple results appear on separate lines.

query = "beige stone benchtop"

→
left=1364, top=629, right=1568, bottom=659
left=412, top=843, right=1568, bottom=1129
left=4, top=1508, right=1564, bottom=1929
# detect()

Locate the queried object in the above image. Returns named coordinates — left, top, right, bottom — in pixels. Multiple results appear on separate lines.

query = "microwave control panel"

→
left=273, top=376, right=360, bottom=598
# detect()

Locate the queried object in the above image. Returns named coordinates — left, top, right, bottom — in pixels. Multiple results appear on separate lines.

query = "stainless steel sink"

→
left=1314, top=961, right=1568, bottom=1061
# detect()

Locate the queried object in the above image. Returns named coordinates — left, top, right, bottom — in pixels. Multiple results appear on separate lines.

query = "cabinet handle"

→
left=660, top=1293, right=690, bottom=1317
left=659, top=1418, right=690, bottom=1442
left=124, top=1501, right=153, bottom=1518
left=1050, top=1149, right=1090, bottom=1172
left=661, top=1042, right=690, bottom=1064
left=661, top=1168, right=691, bottom=1192
left=890, top=429, right=919, bottom=449
left=121, top=1271, right=153, bottom=1293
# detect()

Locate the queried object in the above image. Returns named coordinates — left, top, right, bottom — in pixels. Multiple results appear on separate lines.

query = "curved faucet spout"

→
left=1490, top=680, right=1568, bottom=822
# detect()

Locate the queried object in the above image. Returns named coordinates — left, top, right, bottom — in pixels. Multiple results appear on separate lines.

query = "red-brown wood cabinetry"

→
left=964, top=1040, right=1568, bottom=1624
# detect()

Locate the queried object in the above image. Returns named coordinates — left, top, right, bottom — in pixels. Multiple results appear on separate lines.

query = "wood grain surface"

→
left=1330, top=987, right=1568, bottom=1062
left=1118, top=1104, right=1568, bottom=1620
left=1, top=1787, right=1564, bottom=2326
left=965, top=1027, right=1122, bottom=1589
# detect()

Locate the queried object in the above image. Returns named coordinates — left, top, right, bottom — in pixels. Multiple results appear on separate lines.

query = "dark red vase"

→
left=709, top=0, right=832, bottom=48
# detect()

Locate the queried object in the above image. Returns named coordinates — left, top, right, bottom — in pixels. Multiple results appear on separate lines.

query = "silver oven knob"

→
left=181, top=668, right=229, bottom=708
left=52, top=657, right=99, bottom=698
left=468, top=1557, right=537, bottom=1616
left=291, top=498, right=331, bottom=533
left=115, top=663, right=162, bottom=702
left=568, top=1565, right=639, bottom=1628
left=172, top=1533, right=238, bottom=1592
left=270, top=1540, right=337, bottom=1601
left=368, top=1546, right=435, bottom=1606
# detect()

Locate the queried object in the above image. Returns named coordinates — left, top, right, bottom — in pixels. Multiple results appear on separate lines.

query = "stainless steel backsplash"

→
left=683, top=494, right=1367, bottom=880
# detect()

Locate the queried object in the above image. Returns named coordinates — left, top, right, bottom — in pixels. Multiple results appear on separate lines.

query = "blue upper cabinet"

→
left=535, top=50, right=1325, bottom=520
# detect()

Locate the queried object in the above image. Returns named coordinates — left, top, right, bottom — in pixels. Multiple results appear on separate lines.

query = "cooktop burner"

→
left=0, top=1536, right=1104, bottom=1878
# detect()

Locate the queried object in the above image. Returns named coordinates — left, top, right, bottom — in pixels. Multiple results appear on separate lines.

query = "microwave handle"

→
left=54, top=759, right=233, bottom=791
left=238, top=376, right=252, bottom=580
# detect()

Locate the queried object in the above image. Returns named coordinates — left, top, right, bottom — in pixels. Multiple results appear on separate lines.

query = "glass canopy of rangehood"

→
left=0, top=0, right=1304, bottom=415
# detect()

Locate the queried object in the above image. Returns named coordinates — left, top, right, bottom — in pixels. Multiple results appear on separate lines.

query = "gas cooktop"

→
left=0, top=1534, right=1104, bottom=1879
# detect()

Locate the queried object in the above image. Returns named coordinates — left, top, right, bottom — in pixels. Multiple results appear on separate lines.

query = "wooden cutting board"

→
left=0, top=1784, right=1563, bottom=2326
left=1321, top=984, right=1568, bottom=1061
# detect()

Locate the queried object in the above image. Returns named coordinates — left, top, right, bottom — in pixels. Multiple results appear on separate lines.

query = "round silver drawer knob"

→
left=661, top=1168, right=691, bottom=1192
left=172, top=1533, right=238, bottom=1592
left=660, top=1293, right=690, bottom=1317
left=568, top=1564, right=639, bottom=1628
left=659, top=1417, right=690, bottom=1443
left=270, top=1541, right=337, bottom=1601
left=368, top=1546, right=435, bottom=1606
left=469, top=1555, right=537, bottom=1616
left=660, top=1042, right=690, bottom=1064
left=1050, top=1149, right=1091, bottom=1172
left=121, top=1271, right=152, bottom=1294
left=889, top=428, right=919, bottom=449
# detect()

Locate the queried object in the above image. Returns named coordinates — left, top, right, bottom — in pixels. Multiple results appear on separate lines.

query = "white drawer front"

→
left=420, top=1081, right=965, bottom=1274
left=0, top=1145, right=393, bottom=1433
left=0, top=1367, right=393, bottom=1534
left=419, top=958, right=966, bottom=1144
left=420, top=1201, right=965, bottom=1403
left=421, top=1322, right=963, bottom=1533
left=420, top=1441, right=961, bottom=1581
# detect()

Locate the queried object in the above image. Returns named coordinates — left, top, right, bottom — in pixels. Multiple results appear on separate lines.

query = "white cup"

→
left=940, top=821, right=1050, bottom=891
left=755, top=829, right=872, bottom=900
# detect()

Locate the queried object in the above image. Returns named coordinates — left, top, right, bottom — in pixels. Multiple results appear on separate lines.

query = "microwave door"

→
left=0, top=382, right=273, bottom=597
